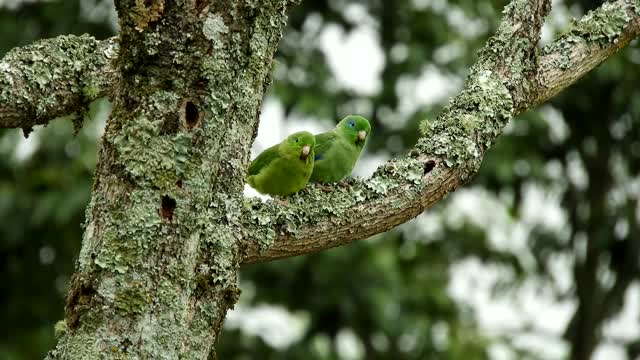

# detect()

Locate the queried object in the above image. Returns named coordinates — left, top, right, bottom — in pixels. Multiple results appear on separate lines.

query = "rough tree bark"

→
left=0, top=0, right=638, bottom=358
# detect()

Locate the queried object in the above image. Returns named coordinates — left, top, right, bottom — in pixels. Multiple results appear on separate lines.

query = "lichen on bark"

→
left=47, top=1, right=296, bottom=359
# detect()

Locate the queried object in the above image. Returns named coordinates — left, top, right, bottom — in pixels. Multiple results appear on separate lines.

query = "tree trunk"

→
left=46, top=1, right=294, bottom=358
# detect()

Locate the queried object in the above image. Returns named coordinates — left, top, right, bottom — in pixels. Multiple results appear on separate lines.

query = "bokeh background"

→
left=1, top=0, right=639, bottom=359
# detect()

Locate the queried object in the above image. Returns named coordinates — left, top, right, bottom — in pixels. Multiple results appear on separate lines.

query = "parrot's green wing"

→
left=247, top=144, right=279, bottom=176
left=313, top=131, right=336, bottom=161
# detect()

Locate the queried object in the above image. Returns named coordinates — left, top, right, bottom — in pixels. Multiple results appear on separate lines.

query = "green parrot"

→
left=246, top=131, right=316, bottom=196
left=309, top=115, right=371, bottom=183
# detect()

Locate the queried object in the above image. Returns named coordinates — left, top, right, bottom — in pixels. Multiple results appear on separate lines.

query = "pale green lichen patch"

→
left=203, top=14, right=228, bottom=45
left=94, top=189, right=163, bottom=273
left=419, top=68, right=513, bottom=168
left=191, top=193, right=244, bottom=290
left=54, top=320, right=67, bottom=338
left=571, top=2, right=631, bottom=42
left=543, top=2, right=633, bottom=71
left=114, top=279, right=151, bottom=315
left=542, top=37, right=576, bottom=70
left=111, top=93, right=195, bottom=189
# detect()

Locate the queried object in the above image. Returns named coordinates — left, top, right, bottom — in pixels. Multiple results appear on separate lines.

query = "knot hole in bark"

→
left=424, top=160, right=436, bottom=174
left=160, top=195, right=176, bottom=221
left=65, top=279, right=97, bottom=329
left=182, top=100, right=201, bottom=129
left=194, top=0, right=209, bottom=13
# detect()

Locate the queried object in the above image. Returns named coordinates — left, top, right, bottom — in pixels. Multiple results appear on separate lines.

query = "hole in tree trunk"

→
left=160, top=195, right=176, bottom=221
left=424, top=160, right=436, bottom=174
left=195, top=0, right=209, bottom=12
left=183, top=100, right=201, bottom=129
left=176, top=180, right=183, bottom=188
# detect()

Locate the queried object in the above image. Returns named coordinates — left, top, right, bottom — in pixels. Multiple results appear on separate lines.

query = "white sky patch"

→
left=352, top=151, right=389, bottom=178
left=411, top=0, right=487, bottom=38
left=519, top=182, right=569, bottom=240
left=489, top=342, right=517, bottom=360
left=602, top=282, right=640, bottom=342
left=375, top=105, right=410, bottom=131
left=411, top=0, right=447, bottom=12
left=540, top=105, right=570, bottom=144
left=225, top=304, right=310, bottom=349
left=566, top=151, right=589, bottom=190
left=404, top=212, right=444, bottom=241
left=85, top=97, right=110, bottom=139
left=396, top=64, right=463, bottom=119
left=335, top=328, right=365, bottom=360
left=390, top=43, right=409, bottom=64
left=79, top=0, right=118, bottom=31
left=252, top=97, right=286, bottom=154
left=540, top=0, right=574, bottom=45
left=511, top=332, right=570, bottom=360
left=13, top=130, right=40, bottom=162
left=446, top=6, right=488, bottom=38
left=320, top=23, right=385, bottom=96
left=593, top=343, right=628, bottom=360
left=431, top=321, right=449, bottom=350
left=433, top=42, right=465, bottom=65
left=546, top=252, right=574, bottom=293
left=608, top=151, right=640, bottom=212
left=342, top=3, right=378, bottom=28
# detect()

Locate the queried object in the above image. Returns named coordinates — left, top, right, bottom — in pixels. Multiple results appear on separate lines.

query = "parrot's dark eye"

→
left=295, top=138, right=299, bottom=142
left=349, top=121, right=355, bottom=127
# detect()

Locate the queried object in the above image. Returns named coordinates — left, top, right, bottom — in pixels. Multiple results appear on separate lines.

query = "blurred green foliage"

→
left=1, top=0, right=639, bottom=359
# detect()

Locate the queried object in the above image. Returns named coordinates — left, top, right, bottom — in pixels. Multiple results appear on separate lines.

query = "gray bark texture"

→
left=0, top=0, right=637, bottom=358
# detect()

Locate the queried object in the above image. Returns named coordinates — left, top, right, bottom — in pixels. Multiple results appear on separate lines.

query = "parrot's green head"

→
left=285, top=131, right=316, bottom=160
left=337, top=115, right=371, bottom=148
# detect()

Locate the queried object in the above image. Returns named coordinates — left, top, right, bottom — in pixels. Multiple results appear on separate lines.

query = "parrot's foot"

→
left=271, top=197, right=289, bottom=206
left=316, top=183, right=334, bottom=193
left=337, top=181, right=350, bottom=189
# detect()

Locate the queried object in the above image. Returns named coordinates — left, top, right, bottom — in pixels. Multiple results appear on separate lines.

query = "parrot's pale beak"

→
left=300, top=145, right=311, bottom=160
left=358, top=130, right=367, bottom=141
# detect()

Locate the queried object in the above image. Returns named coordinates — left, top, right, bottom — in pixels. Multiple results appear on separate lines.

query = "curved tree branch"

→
left=0, top=35, right=118, bottom=130
left=241, top=0, right=640, bottom=265
left=532, top=0, right=640, bottom=108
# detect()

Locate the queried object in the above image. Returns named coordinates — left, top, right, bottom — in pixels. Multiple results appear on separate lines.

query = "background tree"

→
left=0, top=0, right=639, bottom=359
